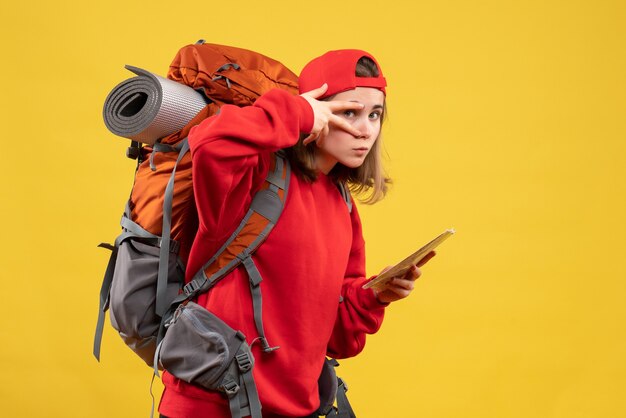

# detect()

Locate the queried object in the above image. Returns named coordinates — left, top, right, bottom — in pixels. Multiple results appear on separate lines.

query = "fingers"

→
left=375, top=270, right=420, bottom=303
left=302, top=124, right=330, bottom=146
left=303, top=132, right=317, bottom=146
left=329, top=114, right=362, bottom=137
left=325, top=100, right=365, bottom=112
left=328, top=101, right=364, bottom=136
left=320, top=124, right=330, bottom=144
left=327, top=100, right=365, bottom=112
left=382, top=279, right=414, bottom=299
left=390, top=277, right=416, bottom=290
left=299, top=89, right=365, bottom=144
left=416, top=251, right=436, bottom=268
left=403, top=265, right=421, bottom=281
left=300, top=83, right=328, bottom=99
left=376, top=260, right=434, bottom=303
left=305, top=117, right=360, bottom=144
left=390, top=287, right=412, bottom=299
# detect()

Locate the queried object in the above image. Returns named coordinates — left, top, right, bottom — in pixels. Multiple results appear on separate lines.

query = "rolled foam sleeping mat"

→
left=103, top=65, right=208, bottom=145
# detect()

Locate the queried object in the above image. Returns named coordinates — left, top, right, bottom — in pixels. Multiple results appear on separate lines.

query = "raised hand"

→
left=299, top=84, right=365, bottom=145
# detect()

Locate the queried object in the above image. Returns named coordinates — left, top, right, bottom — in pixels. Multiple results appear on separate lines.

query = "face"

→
left=314, top=87, right=385, bottom=174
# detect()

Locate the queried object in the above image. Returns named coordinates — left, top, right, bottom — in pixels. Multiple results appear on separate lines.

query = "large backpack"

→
left=94, top=41, right=356, bottom=418
left=94, top=41, right=299, bottom=363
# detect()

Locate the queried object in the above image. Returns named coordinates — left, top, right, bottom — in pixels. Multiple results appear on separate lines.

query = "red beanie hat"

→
left=298, top=49, right=387, bottom=99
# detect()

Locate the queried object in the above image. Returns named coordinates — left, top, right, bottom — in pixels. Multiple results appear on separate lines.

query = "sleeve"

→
left=188, top=89, right=313, bottom=243
left=326, top=202, right=389, bottom=359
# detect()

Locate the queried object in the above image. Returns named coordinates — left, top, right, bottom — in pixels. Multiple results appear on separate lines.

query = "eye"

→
left=369, top=111, right=382, bottom=120
left=343, top=110, right=356, bottom=118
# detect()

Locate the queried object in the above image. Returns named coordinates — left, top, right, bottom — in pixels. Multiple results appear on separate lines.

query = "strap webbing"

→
left=152, top=338, right=165, bottom=377
left=149, top=371, right=158, bottom=418
left=150, top=139, right=188, bottom=171
left=336, top=378, right=356, bottom=418
left=225, top=378, right=243, bottom=418
left=337, top=182, right=353, bottom=213
left=240, top=368, right=261, bottom=417
left=120, top=216, right=158, bottom=240
left=156, top=138, right=190, bottom=316
left=240, top=255, right=278, bottom=352
left=93, top=245, right=118, bottom=361
left=265, top=154, right=285, bottom=189
left=235, top=348, right=261, bottom=417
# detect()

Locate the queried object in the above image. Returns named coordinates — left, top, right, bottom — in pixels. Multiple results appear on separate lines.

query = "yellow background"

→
left=1, top=0, right=624, bottom=417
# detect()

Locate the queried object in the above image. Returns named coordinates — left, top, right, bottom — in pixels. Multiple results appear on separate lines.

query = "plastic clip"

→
left=222, top=379, right=240, bottom=396
left=126, top=145, right=140, bottom=160
left=183, top=281, right=199, bottom=296
left=236, top=352, right=252, bottom=373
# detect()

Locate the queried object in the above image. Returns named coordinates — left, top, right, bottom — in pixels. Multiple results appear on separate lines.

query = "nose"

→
left=355, top=117, right=374, bottom=139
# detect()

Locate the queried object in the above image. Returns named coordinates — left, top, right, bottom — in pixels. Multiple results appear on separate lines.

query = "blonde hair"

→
left=285, top=56, right=391, bottom=204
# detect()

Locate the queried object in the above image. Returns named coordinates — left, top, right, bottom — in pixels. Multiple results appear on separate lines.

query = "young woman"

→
left=158, top=49, right=434, bottom=418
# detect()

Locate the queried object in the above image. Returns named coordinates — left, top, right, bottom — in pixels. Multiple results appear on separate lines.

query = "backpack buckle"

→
left=236, top=352, right=252, bottom=373
left=126, top=145, right=140, bottom=160
left=126, top=140, right=142, bottom=160
left=183, top=280, right=199, bottom=295
left=222, top=379, right=240, bottom=396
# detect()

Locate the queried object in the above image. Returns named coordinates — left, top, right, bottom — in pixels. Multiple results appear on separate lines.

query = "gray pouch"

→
left=158, top=302, right=260, bottom=418
left=109, top=238, right=183, bottom=366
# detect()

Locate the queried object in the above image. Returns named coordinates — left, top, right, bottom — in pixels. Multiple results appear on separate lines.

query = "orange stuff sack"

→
left=168, top=41, right=299, bottom=107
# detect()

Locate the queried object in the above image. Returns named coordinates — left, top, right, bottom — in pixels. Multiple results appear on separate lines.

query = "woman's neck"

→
left=313, top=150, right=338, bottom=175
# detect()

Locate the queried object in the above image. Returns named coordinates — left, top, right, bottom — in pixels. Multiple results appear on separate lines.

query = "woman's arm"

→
left=326, top=203, right=437, bottom=358
left=189, top=89, right=313, bottom=242
left=326, top=203, right=388, bottom=359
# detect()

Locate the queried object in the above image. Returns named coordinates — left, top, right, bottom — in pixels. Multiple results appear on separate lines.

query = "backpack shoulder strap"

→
left=160, top=152, right=290, bottom=351
left=336, top=182, right=353, bottom=213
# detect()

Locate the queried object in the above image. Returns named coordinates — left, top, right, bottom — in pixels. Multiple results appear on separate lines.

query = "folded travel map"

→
left=362, top=229, right=455, bottom=291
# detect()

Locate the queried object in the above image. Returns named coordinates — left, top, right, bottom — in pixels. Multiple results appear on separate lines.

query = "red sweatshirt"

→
left=159, top=89, right=387, bottom=418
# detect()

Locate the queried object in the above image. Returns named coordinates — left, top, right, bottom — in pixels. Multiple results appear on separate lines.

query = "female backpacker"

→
left=158, top=49, right=434, bottom=418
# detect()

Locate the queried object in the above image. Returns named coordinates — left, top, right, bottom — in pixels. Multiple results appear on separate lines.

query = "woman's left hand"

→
left=373, top=251, right=436, bottom=304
